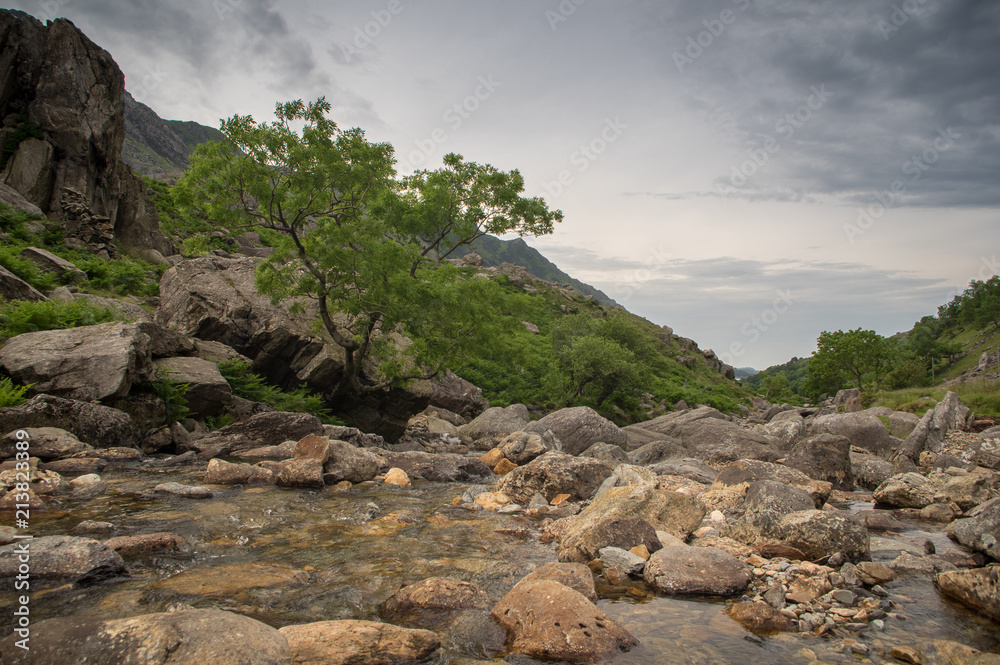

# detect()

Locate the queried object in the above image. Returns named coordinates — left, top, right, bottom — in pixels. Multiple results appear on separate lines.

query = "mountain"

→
left=122, top=91, right=224, bottom=181
left=467, top=235, right=618, bottom=308
left=734, top=367, right=759, bottom=379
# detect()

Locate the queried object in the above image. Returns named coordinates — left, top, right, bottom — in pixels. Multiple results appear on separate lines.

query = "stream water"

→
left=2, top=464, right=998, bottom=664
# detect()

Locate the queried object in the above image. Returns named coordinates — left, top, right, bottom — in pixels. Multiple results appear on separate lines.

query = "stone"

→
left=783, top=434, right=854, bottom=490
left=153, top=356, right=232, bottom=418
left=0, top=535, right=125, bottom=583
left=0, top=427, right=92, bottom=460
left=103, top=532, right=187, bottom=557
left=889, top=411, right=921, bottom=439
left=276, top=458, right=325, bottom=488
left=0, top=181, right=43, bottom=217
left=0, top=322, right=153, bottom=402
left=497, top=430, right=553, bottom=465
left=580, top=441, right=631, bottom=465
left=519, top=562, right=598, bottom=602
left=712, top=459, right=827, bottom=507
left=377, top=450, right=491, bottom=483
left=935, top=567, right=1000, bottom=622
left=492, top=579, right=638, bottom=661
left=44, top=457, right=106, bottom=477
left=279, top=620, right=439, bottom=665
left=196, top=411, right=324, bottom=454
left=496, top=451, right=614, bottom=505
left=429, top=370, right=488, bottom=420
left=874, top=472, right=940, bottom=509
left=322, top=440, right=380, bottom=484
left=154, top=482, right=213, bottom=499
left=382, top=577, right=491, bottom=624
left=19, top=246, right=86, bottom=282
left=627, top=437, right=686, bottom=466
left=0, top=263, right=47, bottom=302
left=72, top=520, right=115, bottom=537
left=917, top=639, right=1000, bottom=665
left=599, top=546, right=646, bottom=575
left=457, top=405, right=530, bottom=444
left=952, top=498, right=1000, bottom=560
left=722, top=479, right=815, bottom=545
left=479, top=448, right=505, bottom=468
left=204, top=458, right=274, bottom=485
left=809, top=409, right=903, bottom=457
left=935, top=470, right=995, bottom=512
left=777, top=510, right=870, bottom=562
left=632, top=412, right=777, bottom=465
left=524, top=406, right=627, bottom=456
left=153, top=563, right=309, bottom=599
left=493, top=458, right=517, bottom=475
left=852, top=452, right=894, bottom=490
left=383, top=467, right=410, bottom=487
left=726, top=601, right=794, bottom=634
left=0, top=610, right=290, bottom=665
left=761, top=413, right=807, bottom=447
left=856, top=561, right=897, bottom=586
left=643, top=546, right=751, bottom=596
left=475, top=492, right=512, bottom=511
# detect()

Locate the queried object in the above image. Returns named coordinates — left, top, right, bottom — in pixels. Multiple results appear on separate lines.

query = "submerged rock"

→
left=279, top=619, right=439, bottom=665
left=936, top=567, right=1000, bottom=622
left=0, top=535, right=126, bottom=583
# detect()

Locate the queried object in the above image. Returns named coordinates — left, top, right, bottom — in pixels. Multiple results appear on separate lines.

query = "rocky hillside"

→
left=123, top=92, right=225, bottom=182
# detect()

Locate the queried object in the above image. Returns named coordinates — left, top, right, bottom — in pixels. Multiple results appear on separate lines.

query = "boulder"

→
left=833, top=388, right=862, bottom=412
left=0, top=181, right=43, bottom=217
left=276, top=458, right=325, bottom=488
left=915, top=640, right=1000, bottom=665
left=491, top=579, right=638, bottom=662
left=197, top=411, right=324, bottom=454
left=377, top=450, right=492, bottom=483
left=457, top=405, right=529, bottom=444
left=135, top=321, right=196, bottom=358
left=152, top=356, right=231, bottom=418
left=524, top=406, right=626, bottom=456
left=0, top=322, right=153, bottom=402
left=152, top=563, right=309, bottom=600
left=669, top=417, right=778, bottom=465
left=627, top=437, right=686, bottom=466
left=0, top=535, right=125, bottom=583
left=322, top=425, right=388, bottom=450
left=19, top=246, right=86, bottom=282
left=279, top=620, right=439, bottom=665
left=154, top=482, right=213, bottom=499
left=776, top=510, right=870, bottom=562
left=852, top=452, right=894, bottom=490
left=625, top=406, right=728, bottom=447
left=0, top=264, right=46, bottom=301
left=952, top=498, right=1000, bottom=560
left=761, top=413, right=806, bottom=448
left=874, top=472, right=940, bottom=509
left=935, top=567, right=1000, bottom=622
left=580, top=441, right=630, bottom=465
left=518, top=562, right=598, bottom=602
left=557, top=516, right=661, bottom=564
left=726, top=601, right=794, bottom=635
left=0, top=610, right=291, bottom=665
left=935, top=470, right=995, bottom=512
left=497, top=430, right=555, bottom=465
left=643, top=546, right=751, bottom=596
left=808, top=410, right=901, bottom=458
left=496, top=451, right=613, bottom=505
left=722, top=479, right=815, bottom=545
left=204, top=458, right=274, bottom=485
left=382, top=577, right=491, bottom=625
left=0, top=427, right=92, bottom=460
left=429, top=370, right=488, bottom=420
left=323, top=440, right=380, bottom=484
left=927, top=392, right=974, bottom=453
left=103, top=532, right=188, bottom=557
left=782, top=434, right=854, bottom=490
left=889, top=411, right=921, bottom=439
left=712, top=459, right=827, bottom=505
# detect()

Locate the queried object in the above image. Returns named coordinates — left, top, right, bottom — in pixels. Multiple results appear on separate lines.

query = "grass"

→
left=872, top=378, right=1000, bottom=418
left=0, top=299, right=119, bottom=340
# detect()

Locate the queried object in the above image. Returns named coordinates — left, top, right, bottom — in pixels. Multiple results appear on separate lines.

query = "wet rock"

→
left=0, top=609, right=291, bottom=665
left=103, top=532, right=188, bottom=557
left=204, top=458, right=274, bottom=485
left=496, top=451, right=613, bottom=505
left=524, top=406, right=627, bottom=456
left=783, top=434, right=854, bottom=490
left=0, top=466, right=68, bottom=495
left=776, top=510, right=870, bottom=562
left=279, top=619, right=439, bottom=665
left=521, top=562, right=598, bottom=602
left=917, top=638, right=1000, bottom=665
left=726, top=601, right=794, bottom=634
left=0, top=322, right=153, bottom=402
left=153, top=563, right=309, bottom=600
left=276, top=458, right=325, bottom=488
left=874, top=472, right=940, bottom=509
left=42, top=457, right=106, bottom=477
left=378, top=450, right=492, bottom=483
left=497, top=430, right=553, bottom=465
left=0, top=535, right=126, bottom=583
left=72, top=520, right=115, bottom=537
left=492, top=579, right=638, bottom=662
left=935, top=567, right=1000, bottom=622
left=383, top=468, right=410, bottom=487
left=952, top=498, right=1000, bottom=560
left=154, top=482, right=214, bottom=499
left=457, top=405, right=529, bottom=444
left=322, top=440, right=379, bottom=484
left=382, top=577, right=491, bottom=625
left=0, top=427, right=93, bottom=460
left=0, top=394, right=137, bottom=448
left=558, top=514, right=661, bottom=564
left=856, top=561, right=897, bottom=586
left=475, top=492, right=512, bottom=511
left=922, top=502, right=960, bottom=522
left=643, top=545, right=751, bottom=596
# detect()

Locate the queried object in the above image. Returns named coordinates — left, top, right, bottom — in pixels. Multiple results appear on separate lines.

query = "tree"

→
left=809, top=328, right=895, bottom=393
left=563, top=335, right=647, bottom=406
left=176, top=98, right=562, bottom=397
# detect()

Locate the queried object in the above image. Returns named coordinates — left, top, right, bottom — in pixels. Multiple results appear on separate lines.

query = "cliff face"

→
left=0, top=9, right=172, bottom=256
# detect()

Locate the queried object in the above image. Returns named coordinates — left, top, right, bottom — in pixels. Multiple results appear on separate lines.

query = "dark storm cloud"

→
left=633, top=0, right=1000, bottom=208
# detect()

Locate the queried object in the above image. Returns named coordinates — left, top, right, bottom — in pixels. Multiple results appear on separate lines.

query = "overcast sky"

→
left=12, top=0, right=999, bottom=369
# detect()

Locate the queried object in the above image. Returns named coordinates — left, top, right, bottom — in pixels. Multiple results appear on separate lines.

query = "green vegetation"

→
left=149, top=366, right=190, bottom=423
left=810, top=328, right=895, bottom=393
left=872, top=379, right=1000, bottom=418
left=77, top=255, right=163, bottom=298
left=218, top=360, right=343, bottom=424
left=0, top=244, right=56, bottom=292
left=0, top=299, right=118, bottom=339
left=0, top=376, right=31, bottom=408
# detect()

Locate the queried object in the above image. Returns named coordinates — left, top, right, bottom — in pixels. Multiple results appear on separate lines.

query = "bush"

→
left=218, top=360, right=341, bottom=424
left=0, top=245, right=55, bottom=292
left=149, top=366, right=190, bottom=423
left=0, top=299, right=117, bottom=339
left=0, top=376, right=30, bottom=407
left=77, top=256, right=163, bottom=298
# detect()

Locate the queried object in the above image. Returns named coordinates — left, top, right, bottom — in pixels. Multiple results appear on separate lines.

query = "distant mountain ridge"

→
left=122, top=92, right=225, bottom=181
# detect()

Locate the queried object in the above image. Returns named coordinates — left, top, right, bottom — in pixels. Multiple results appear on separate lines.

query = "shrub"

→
left=0, top=245, right=55, bottom=292
left=149, top=366, right=191, bottom=423
left=77, top=256, right=162, bottom=298
left=218, top=360, right=341, bottom=424
left=0, top=299, right=117, bottom=339
left=0, top=376, right=30, bottom=407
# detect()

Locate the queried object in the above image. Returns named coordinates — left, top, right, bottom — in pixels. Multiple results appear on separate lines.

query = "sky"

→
left=10, top=0, right=1000, bottom=369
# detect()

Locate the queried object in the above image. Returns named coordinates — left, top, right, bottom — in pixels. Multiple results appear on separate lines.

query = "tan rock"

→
left=104, top=532, right=187, bottom=557
left=475, top=492, right=512, bottom=511
left=480, top=448, right=506, bottom=468
left=383, top=468, right=410, bottom=487
left=493, top=458, right=517, bottom=476
left=279, top=620, right=439, bottom=665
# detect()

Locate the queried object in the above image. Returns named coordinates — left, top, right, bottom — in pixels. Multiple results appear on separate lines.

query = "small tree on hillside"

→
left=809, top=328, right=895, bottom=393
left=176, top=98, right=562, bottom=396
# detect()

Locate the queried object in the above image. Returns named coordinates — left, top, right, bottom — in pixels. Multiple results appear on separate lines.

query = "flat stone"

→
left=279, top=620, right=439, bottom=665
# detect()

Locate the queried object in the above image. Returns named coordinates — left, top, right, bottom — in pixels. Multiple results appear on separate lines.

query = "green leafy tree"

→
left=809, top=328, right=895, bottom=393
left=176, top=98, right=561, bottom=397
left=564, top=335, right=648, bottom=406
left=761, top=372, right=790, bottom=401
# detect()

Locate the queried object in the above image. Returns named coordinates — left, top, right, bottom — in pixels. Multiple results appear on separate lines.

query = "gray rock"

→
left=644, top=546, right=751, bottom=596
left=0, top=535, right=125, bottom=583
left=154, top=482, right=213, bottom=499
left=953, top=498, right=1000, bottom=560
left=322, top=440, right=379, bottom=484
left=136, top=321, right=196, bottom=358
left=888, top=411, right=920, bottom=439
left=580, top=441, right=630, bottom=465
left=722, top=479, right=815, bottom=544
left=497, top=430, right=555, bottom=465
left=0, top=394, right=136, bottom=448
left=197, top=411, right=324, bottom=454
left=524, top=406, right=626, bottom=456
left=808, top=410, right=902, bottom=457
left=153, top=356, right=232, bottom=418
left=873, top=472, right=939, bottom=509
left=852, top=452, right=894, bottom=490
left=0, top=427, right=93, bottom=460
left=18, top=246, right=86, bottom=282
left=429, top=370, right=488, bottom=420
left=0, top=263, right=46, bottom=303
left=761, top=414, right=806, bottom=447
left=783, top=433, right=854, bottom=490
left=627, top=437, right=686, bottom=466
left=457, top=405, right=529, bottom=443
left=496, top=450, right=613, bottom=505
left=599, top=546, right=646, bottom=575
left=377, top=450, right=492, bottom=483
left=777, top=510, right=870, bottom=562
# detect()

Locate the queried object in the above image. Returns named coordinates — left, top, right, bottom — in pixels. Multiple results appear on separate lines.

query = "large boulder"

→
left=497, top=430, right=554, bottom=465
left=279, top=620, right=439, bottom=665
left=873, top=472, right=939, bottom=509
left=935, top=567, right=1000, bottom=623
left=627, top=436, right=686, bottom=466
left=524, top=406, right=626, bottom=456
left=321, top=440, right=379, bottom=484
left=0, top=610, right=290, bottom=665
left=852, top=451, right=894, bottom=490
left=0, top=394, right=136, bottom=448
left=663, top=417, right=778, bottom=465
left=927, top=391, right=974, bottom=452
left=776, top=510, right=870, bottom=562
left=0, top=322, right=153, bottom=402
left=722, top=479, right=815, bottom=545
left=153, top=356, right=231, bottom=418
left=376, top=450, right=492, bottom=483
left=382, top=577, right=491, bottom=625
left=0, top=264, right=46, bottom=302
left=195, top=411, right=324, bottom=454
left=492, top=579, right=638, bottom=662
left=0, top=427, right=92, bottom=460
left=0, top=535, right=125, bottom=583
left=156, top=256, right=429, bottom=439
left=0, top=11, right=172, bottom=255
left=782, top=434, right=854, bottom=490
left=457, top=405, right=529, bottom=444
left=429, top=370, right=488, bottom=420
left=808, top=410, right=902, bottom=458
left=761, top=412, right=806, bottom=448
left=19, top=246, right=86, bottom=282
left=496, top=451, right=613, bottom=505
left=712, top=459, right=827, bottom=506
left=644, top=546, right=751, bottom=596
left=952, top=498, right=1000, bottom=561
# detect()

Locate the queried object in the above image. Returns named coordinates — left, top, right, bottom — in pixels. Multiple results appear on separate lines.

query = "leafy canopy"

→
left=176, top=98, right=562, bottom=395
